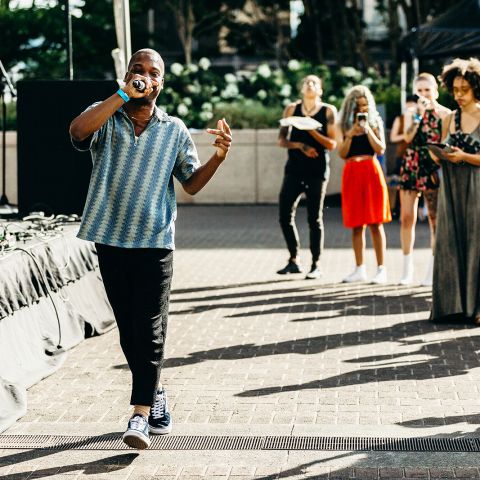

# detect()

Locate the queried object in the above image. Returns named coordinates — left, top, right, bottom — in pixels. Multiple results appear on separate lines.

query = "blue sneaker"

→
left=122, top=414, right=151, bottom=449
left=148, top=388, right=173, bottom=434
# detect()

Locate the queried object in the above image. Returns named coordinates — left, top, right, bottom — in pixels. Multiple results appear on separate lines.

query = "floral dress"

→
left=400, top=109, right=442, bottom=191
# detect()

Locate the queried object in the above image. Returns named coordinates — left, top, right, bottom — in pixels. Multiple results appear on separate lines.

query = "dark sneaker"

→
left=277, top=261, right=302, bottom=275
left=122, top=414, right=151, bottom=449
left=148, top=388, right=173, bottom=434
left=306, top=265, right=322, bottom=280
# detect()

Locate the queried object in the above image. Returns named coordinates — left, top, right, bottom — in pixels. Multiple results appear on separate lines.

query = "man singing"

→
left=70, top=49, right=232, bottom=449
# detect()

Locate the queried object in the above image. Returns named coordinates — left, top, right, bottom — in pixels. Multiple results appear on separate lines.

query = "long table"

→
left=0, top=224, right=115, bottom=432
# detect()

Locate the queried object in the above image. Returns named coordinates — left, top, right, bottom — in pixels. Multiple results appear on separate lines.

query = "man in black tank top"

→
left=277, top=75, right=337, bottom=279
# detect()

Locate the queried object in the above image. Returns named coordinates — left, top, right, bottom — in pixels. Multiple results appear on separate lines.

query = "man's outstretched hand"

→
left=207, top=119, right=232, bottom=160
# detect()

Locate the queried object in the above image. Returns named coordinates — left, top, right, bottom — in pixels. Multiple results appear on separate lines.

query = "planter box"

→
left=176, top=128, right=342, bottom=204
left=3, top=129, right=346, bottom=208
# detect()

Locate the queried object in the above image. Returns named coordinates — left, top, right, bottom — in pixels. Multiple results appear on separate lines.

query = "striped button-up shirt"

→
left=72, top=105, right=200, bottom=249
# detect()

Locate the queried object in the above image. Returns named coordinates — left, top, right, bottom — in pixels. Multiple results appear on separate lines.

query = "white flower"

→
left=201, top=102, right=213, bottom=111
left=187, top=64, right=198, bottom=73
left=224, top=73, right=237, bottom=84
left=183, top=97, right=192, bottom=106
left=186, top=83, right=201, bottom=94
left=340, top=66, right=360, bottom=79
left=199, top=111, right=214, bottom=121
left=177, top=103, right=189, bottom=116
left=170, top=62, right=183, bottom=76
left=211, top=96, right=221, bottom=103
left=361, top=77, right=373, bottom=87
left=280, top=84, right=292, bottom=97
left=257, top=64, right=271, bottom=78
left=221, top=83, right=239, bottom=99
left=198, top=57, right=211, bottom=70
left=288, top=59, right=301, bottom=71
left=282, top=98, right=292, bottom=107
left=327, top=95, right=337, bottom=103
left=257, top=89, right=267, bottom=100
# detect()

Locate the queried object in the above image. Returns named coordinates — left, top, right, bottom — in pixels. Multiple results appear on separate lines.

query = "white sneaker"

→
left=371, top=266, right=387, bottom=284
left=399, top=254, right=414, bottom=285
left=342, top=265, right=367, bottom=283
left=421, top=255, right=434, bottom=286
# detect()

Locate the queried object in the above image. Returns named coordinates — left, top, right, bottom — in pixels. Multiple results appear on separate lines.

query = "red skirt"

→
left=341, top=157, right=392, bottom=228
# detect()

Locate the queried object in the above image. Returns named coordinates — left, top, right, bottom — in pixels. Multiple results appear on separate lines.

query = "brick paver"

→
left=2, top=206, right=480, bottom=479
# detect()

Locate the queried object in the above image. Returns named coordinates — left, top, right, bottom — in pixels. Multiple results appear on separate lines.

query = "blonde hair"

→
left=338, top=85, right=381, bottom=132
left=415, top=72, right=438, bottom=88
left=415, top=72, right=439, bottom=99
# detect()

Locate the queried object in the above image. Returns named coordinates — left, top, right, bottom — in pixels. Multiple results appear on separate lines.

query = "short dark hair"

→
left=440, top=57, right=480, bottom=100
left=406, top=94, right=419, bottom=103
left=128, top=48, right=164, bottom=74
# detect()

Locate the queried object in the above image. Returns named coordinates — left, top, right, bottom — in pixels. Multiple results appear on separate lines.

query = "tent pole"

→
left=412, top=56, right=419, bottom=91
left=401, top=62, right=407, bottom=113
left=122, top=0, right=132, bottom=71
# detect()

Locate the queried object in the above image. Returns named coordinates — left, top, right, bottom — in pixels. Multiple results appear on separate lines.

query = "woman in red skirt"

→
left=336, top=85, right=391, bottom=284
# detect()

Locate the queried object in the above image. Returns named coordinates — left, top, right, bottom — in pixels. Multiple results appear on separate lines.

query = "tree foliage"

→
left=0, top=0, right=465, bottom=80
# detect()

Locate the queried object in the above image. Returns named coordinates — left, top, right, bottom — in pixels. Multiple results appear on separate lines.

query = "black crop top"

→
left=285, top=103, right=330, bottom=179
left=346, top=134, right=375, bottom=158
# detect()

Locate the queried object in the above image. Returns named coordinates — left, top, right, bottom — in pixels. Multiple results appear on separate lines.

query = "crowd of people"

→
left=69, top=48, right=479, bottom=450
left=276, top=58, right=480, bottom=322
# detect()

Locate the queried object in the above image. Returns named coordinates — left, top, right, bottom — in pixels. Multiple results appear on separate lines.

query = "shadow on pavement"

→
left=0, top=448, right=137, bottom=479
left=175, top=205, right=431, bottom=250
left=170, top=283, right=431, bottom=318
left=399, top=414, right=480, bottom=428
left=171, top=278, right=298, bottom=296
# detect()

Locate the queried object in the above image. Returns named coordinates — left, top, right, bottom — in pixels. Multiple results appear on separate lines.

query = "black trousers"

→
left=96, top=243, right=173, bottom=407
left=278, top=174, right=328, bottom=263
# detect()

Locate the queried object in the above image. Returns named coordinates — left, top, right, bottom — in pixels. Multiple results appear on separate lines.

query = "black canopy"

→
left=402, top=0, right=480, bottom=59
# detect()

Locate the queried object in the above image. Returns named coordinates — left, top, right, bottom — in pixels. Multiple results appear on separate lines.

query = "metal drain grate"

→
left=1, top=435, right=479, bottom=452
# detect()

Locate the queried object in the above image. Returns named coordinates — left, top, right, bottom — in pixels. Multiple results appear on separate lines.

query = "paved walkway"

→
left=2, top=206, right=480, bottom=479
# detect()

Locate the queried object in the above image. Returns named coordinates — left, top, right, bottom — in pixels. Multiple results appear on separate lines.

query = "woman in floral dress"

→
left=399, top=73, right=450, bottom=286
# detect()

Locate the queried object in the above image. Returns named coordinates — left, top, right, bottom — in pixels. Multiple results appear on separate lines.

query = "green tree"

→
left=164, top=0, right=243, bottom=64
left=223, top=0, right=291, bottom=65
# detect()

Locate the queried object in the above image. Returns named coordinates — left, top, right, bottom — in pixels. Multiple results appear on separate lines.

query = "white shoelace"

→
left=130, top=415, right=147, bottom=429
left=150, top=393, right=166, bottom=419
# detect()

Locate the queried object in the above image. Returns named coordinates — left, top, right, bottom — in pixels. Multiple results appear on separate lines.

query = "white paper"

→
left=279, top=116, right=322, bottom=130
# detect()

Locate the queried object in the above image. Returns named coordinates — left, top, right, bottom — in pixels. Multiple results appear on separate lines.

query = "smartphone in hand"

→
left=426, top=142, right=453, bottom=160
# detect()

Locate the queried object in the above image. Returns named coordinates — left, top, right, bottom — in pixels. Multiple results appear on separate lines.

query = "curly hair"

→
left=440, top=57, right=480, bottom=100
left=338, top=85, right=381, bottom=132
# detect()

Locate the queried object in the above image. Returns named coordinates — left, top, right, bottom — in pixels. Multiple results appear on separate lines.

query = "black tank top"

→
left=346, top=134, right=375, bottom=158
left=285, top=103, right=329, bottom=179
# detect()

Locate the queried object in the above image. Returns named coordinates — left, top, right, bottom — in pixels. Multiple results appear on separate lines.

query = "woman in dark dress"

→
left=431, top=58, right=480, bottom=323
left=276, top=75, right=337, bottom=279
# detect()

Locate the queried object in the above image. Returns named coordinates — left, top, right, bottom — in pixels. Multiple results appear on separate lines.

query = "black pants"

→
left=279, top=174, right=328, bottom=263
left=96, top=243, right=173, bottom=407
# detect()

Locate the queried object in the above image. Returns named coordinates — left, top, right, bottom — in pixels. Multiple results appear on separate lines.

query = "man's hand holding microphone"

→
left=122, top=73, right=160, bottom=99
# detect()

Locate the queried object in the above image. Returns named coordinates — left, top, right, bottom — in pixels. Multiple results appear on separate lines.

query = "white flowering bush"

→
left=161, top=58, right=222, bottom=128
left=159, top=57, right=400, bottom=128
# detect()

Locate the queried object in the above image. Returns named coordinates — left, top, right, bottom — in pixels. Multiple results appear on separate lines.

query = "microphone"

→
left=132, top=79, right=146, bottom=92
